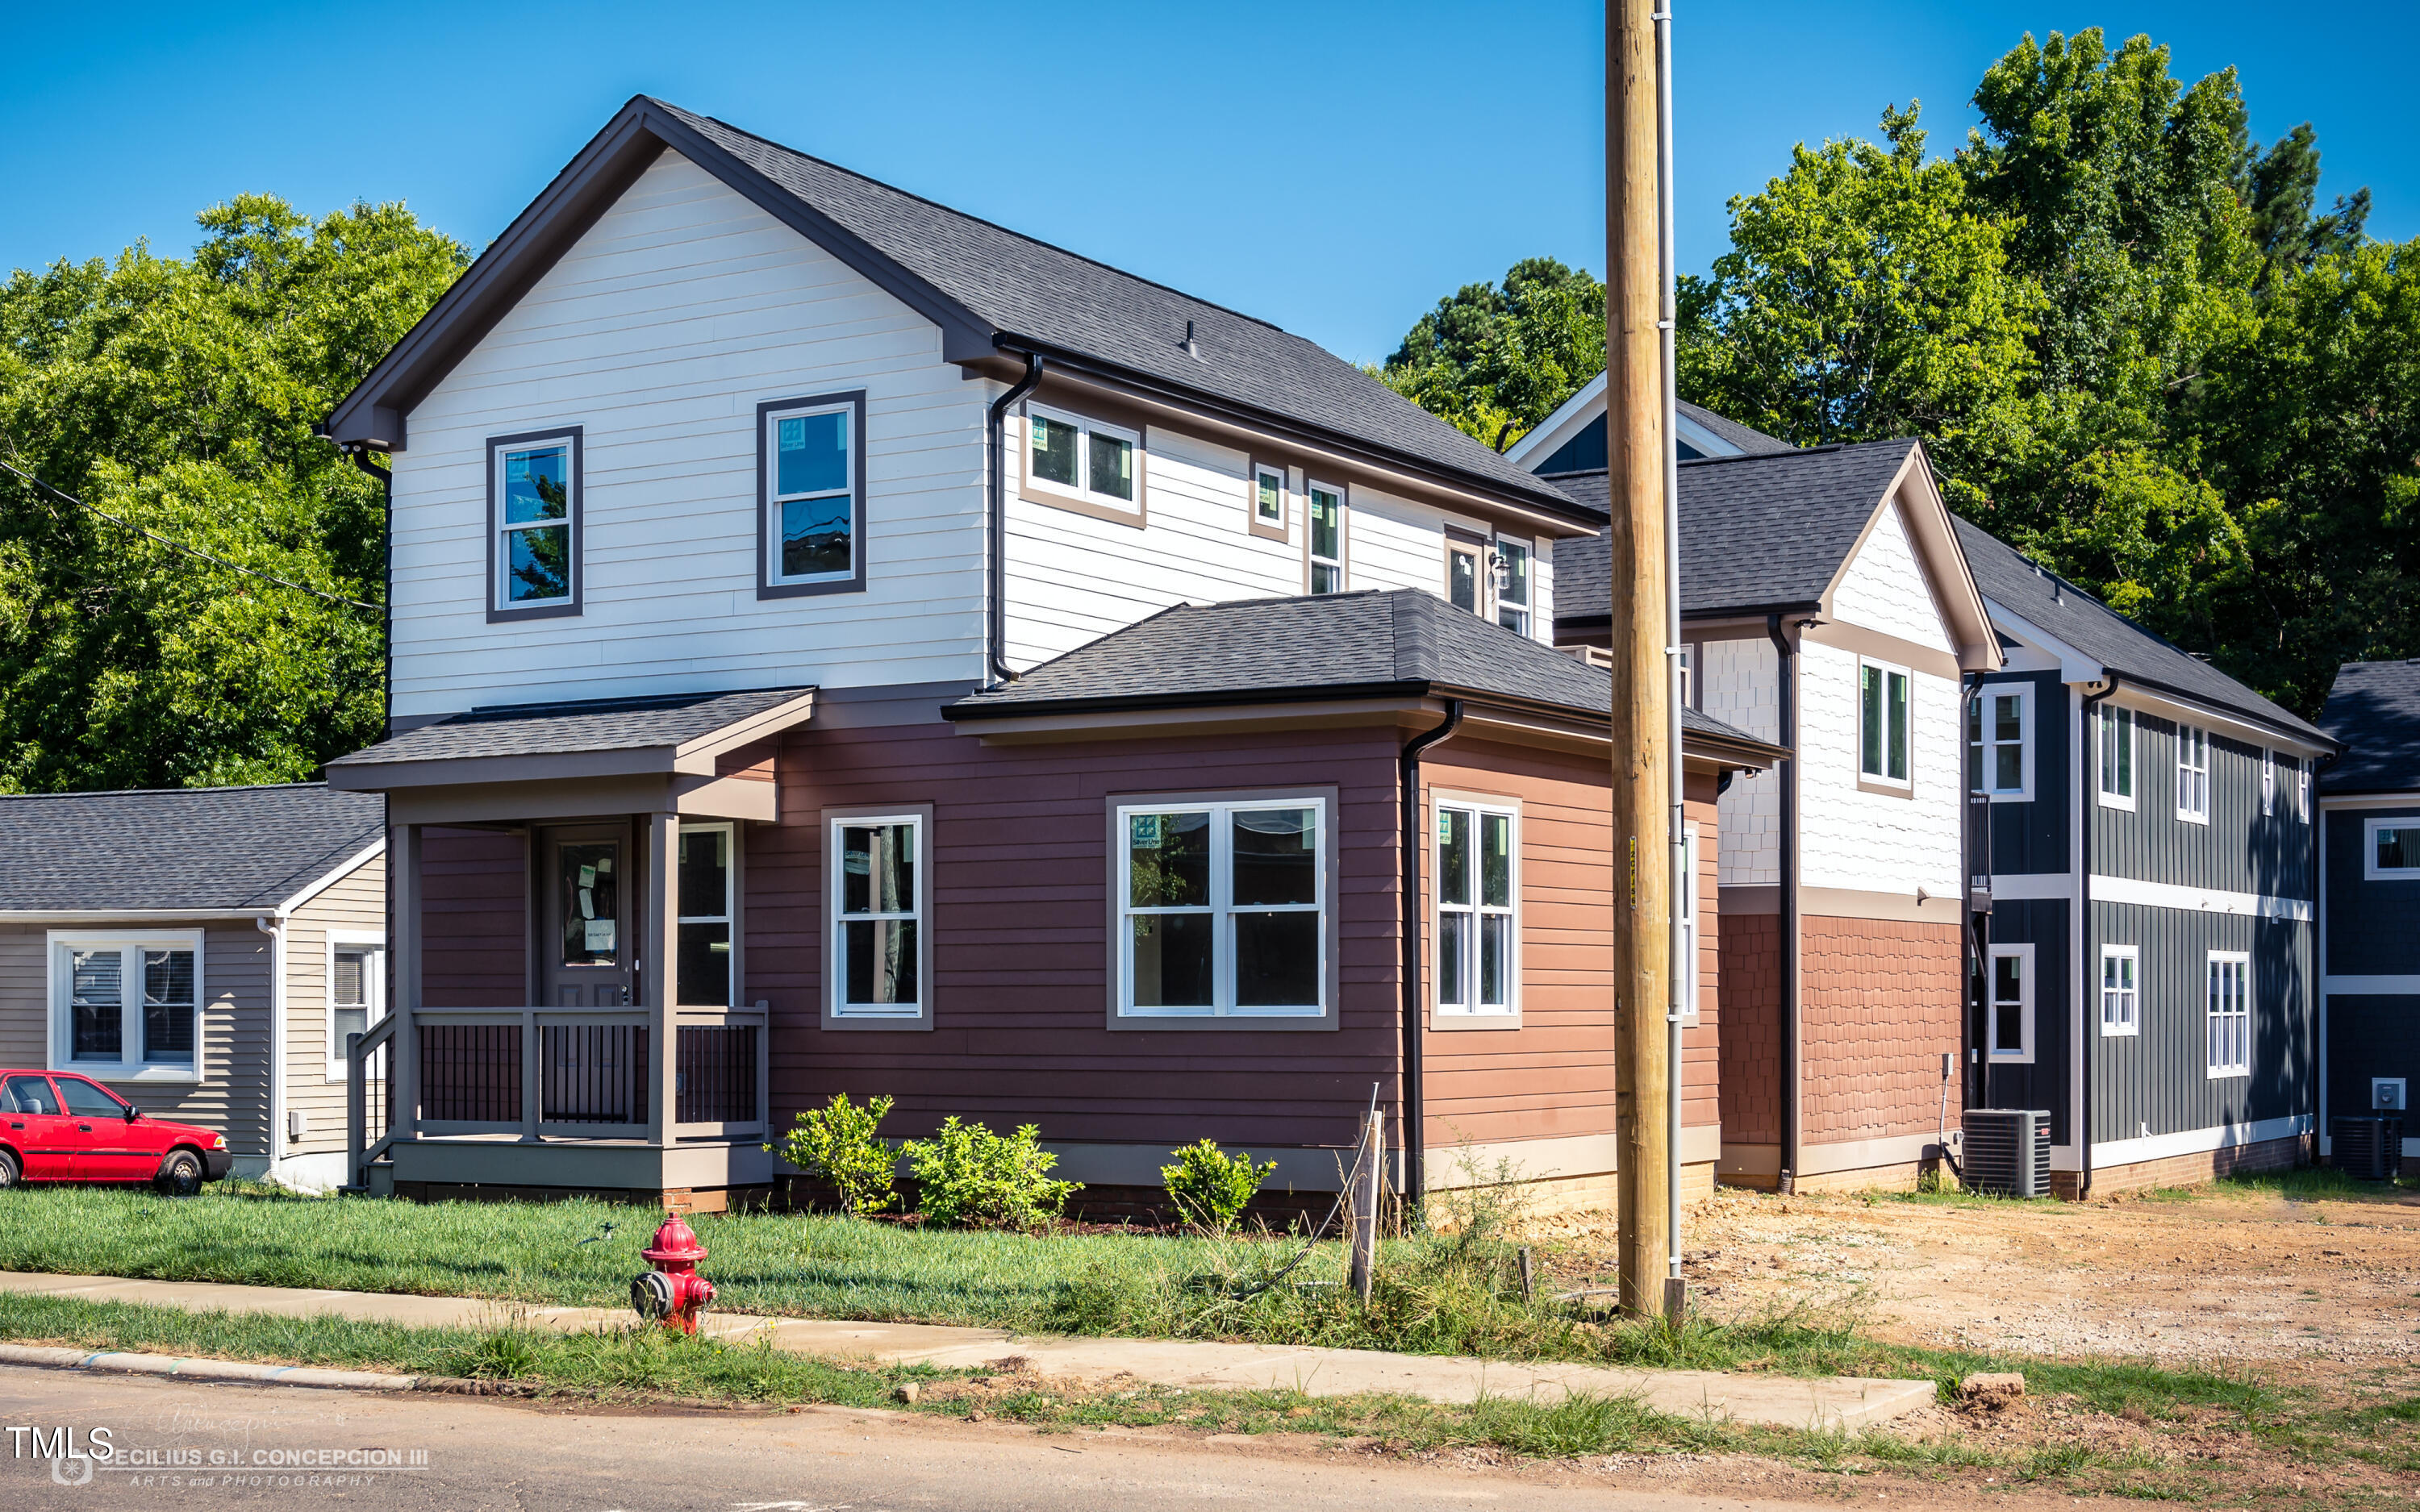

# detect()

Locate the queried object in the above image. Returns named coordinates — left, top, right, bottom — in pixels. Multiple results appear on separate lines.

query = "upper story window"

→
left=1859, top=657, right=1911, bottom=787
left=1435, top=797, right=1517, bottom=1018
left=487, top=428, right=582, bottom=622
left=51, top=933, right=201, bottom=1081
left=827, top=809, right=930, bottom=1028
left=2299, top=763, right=2312, bottom=822
left=1446, top=531, right=1483, bottom=615
left=1678, top=644, right=1696, bottom=708
left=1250, top=462, right=1289, bottom=542
left=2205, top=951, right=2250, bottom=1077
left=1308, top=483, right=1345, bottom=594
left=1987, top=943, right=2032, bottom=1063
left=1025, top=402, right=1142, bottom=523
left=760, top=393, right=866, bottom=598
left=1967, top=684, right=2030, bottom=799
left=1494, top=538, right=1533, bottom=635
left=2098, top=705, right=2135, bottom=810
left=1117, top=795, right=1330, bottom=1022
left=2368, top=817, right=2420, bottom=880
left=2261, top=750, right=2276, bottom=817
left=2176, top=723, right=2210, bottom=823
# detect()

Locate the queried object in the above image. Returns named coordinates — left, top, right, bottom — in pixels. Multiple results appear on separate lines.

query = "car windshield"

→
left=55, top=1077, right=128, bottom=1118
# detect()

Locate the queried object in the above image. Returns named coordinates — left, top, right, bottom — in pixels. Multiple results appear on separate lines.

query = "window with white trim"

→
left=1859, top=658, right=1912, bottom=785
left=1446, top=535, right=1482, bottom=614
left=1028, top=403, right=1138, bottom=511
left=831, top=814, right=921, bottom=1018
left=1678, top=822, right=1701, bottom=1023
left=1678, top=644, right=1696, bottom=709
left=2098, top=704, right=2135, bottom=809
left=678, top=823, right=734, bottom=1007
left=51, top=934, right=202, bottom=1081
left=1967, top=683, right=2030, bottom=798
left=763, top=398, right=859, bottom=588
left=1253, top=464, right=1287, bottom=527
left=1493, top=537, right=1533, bottom=636
left=1987, top=943, right=2033, bottom=1062
left=2205, top=951, right=2250, bottom=1077
left=324, top=934, right=386, bottom=1081
left=2298, top=763, right=2311, bottom=822
left=2261, top=750, right=2276, bottom=817
left=2100, top=944, right=2139, bottom=1037
left=1435, top=798, right=1517, bottom=1017
left=1308, top=482, right=1345, bottom=593
left=2176, top=723, right=2210, bottom=823
left=1119, top=797, right=1326, bottom=1018
left=2368, top=817, right=2420, bottom=879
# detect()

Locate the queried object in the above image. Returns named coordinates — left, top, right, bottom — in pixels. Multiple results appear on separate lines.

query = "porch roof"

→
left=325, top=686, right=819, bottom=791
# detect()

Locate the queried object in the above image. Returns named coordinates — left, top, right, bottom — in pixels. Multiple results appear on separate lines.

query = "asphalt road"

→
left=0, top=1365, right=1839, bottom=1512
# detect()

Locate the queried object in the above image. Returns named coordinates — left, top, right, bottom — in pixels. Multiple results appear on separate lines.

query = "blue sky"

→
left=5, top=2, right=2411, bottom=366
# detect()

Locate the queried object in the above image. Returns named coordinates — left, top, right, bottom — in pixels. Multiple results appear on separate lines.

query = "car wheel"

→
left=155, top=1149, right=202, bottom=1198
left=0, top=1148, right=19, bottom=1191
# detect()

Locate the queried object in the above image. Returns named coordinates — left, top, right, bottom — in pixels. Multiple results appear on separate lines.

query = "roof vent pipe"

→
left=986, top=350, right=1046, bottom=687
left=1180, top=319, right=1200, bottom=359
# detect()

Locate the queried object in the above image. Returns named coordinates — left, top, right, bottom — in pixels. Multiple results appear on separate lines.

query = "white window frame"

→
left=677, top=821, right=736, bottom=1008
left=1433, top=795, right=1521, bottom=1022
left=1252, top=463, right=1287, bottom=527
left=1307, top=481, right=1346, bottom=593
left=2176, top=723, right=2210, bottom=824
left=2365, top=816, right=2420, bottom=881
left=1858, top=656, right=1914, bottom=789
left=46, top=931, right=205, bottom=1084
left=1115, top=794, right=1331, bottom=1021
left=828, top=812, right=926, bottom=1022
left=2098, top=944, right=2139, bottom=1038
left=323, top=930, right=386, bottom=1081
left=2205, top=950, right=2251, bottom=1078
left=1986, top=943, right=2034, bottom=1064
left=761, top=398, right=860, bottom=589
left=1024, top=402, right=1141, bottom=514
left=2298, top=764, right=2311, bottom=823
left=1677, top=644, right=1697, bottom=710
left=1492, top=535, right=1534, bottom=637
left=1968, top=682, right=2033, bottom=801
left=2097, top=704, right=2137, bottom=811
left=2261, top=750, right=2276, bottom=818
left=1678, top=821, right=1701, bottom=1024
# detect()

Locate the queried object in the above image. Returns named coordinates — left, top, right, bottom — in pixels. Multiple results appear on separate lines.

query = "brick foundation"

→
left=2047, top=1133, right=2308, bottom=1199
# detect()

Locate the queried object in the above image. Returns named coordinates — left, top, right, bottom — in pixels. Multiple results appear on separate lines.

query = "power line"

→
left=0, top=457, right=381, bottom=614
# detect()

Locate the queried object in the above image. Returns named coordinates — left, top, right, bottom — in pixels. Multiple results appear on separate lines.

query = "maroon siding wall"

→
left=420, top=827, right=525, bottom=1007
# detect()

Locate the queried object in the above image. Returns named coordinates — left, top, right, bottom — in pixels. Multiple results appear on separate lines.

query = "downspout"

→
left=1399, top=699, right=1465, bottom=1214
left=1767, top=614, right=1800, bottom=1193
left=256, top=914, right=286, bottom=1187
left=986, top=351, right=1047, bottom=688
left=1961, top=670, right=1987, bottom=1126
left=2309, top=744, right=2339, bottom=1159
left=2078, top=674, right=2123, bottom=1198
left=1654, top=0, right=1684, bottom=1295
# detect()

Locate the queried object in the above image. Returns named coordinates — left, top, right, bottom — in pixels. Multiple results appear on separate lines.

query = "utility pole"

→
left=1608, top=0, right=1674, bottom=1320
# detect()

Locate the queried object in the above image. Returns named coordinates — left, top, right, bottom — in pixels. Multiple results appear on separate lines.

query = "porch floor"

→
left=0, top=1271, right=1930, bottom=1430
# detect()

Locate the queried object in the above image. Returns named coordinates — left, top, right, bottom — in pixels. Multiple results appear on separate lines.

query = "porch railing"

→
left=398, top=1006, right=766, bottom=1142
left=343, top=1016, right=398, bottom=1189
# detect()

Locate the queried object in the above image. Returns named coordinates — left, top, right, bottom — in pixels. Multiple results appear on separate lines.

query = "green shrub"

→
left=899, top=1118, right=1080, bottom=1229
left=1159, top=1139, right=1277, bottom=1234
left=767, top=1093, right=897, bottom=1216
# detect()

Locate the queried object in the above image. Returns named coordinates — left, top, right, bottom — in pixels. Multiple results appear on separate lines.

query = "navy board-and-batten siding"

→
left=2320, top=804, right=2420, bottom=1159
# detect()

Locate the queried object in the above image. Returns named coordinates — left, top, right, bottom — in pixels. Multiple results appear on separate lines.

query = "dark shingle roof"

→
left=328, top=687, right=816, bottom=768
left=1545, top=439, right=1919, bottom=622
left=945, top=589, right=1778, bottom=756
left=1678, top=400, right=1797, bottom=456
left=1954, top=519, right=2328, bottom=745
left=649, top=102, right=1581, bottom=519
left=0, top=783, right=384, bottom=913
left=2318, top=660, right=2420, bottom=793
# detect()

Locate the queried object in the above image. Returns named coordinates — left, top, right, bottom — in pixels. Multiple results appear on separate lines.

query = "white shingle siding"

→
left=1830, top=499, right=1952, bottom=652
left=389, top=151, right=989, bottom=717
left=1706, top=637, right=1782, bottom=886
left=1797, top=640, right=1963, bottom=897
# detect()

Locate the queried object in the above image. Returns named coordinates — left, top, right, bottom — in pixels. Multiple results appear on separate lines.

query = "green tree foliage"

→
left=0, top=196, right=465, bottom=792
left=1380, top=257, right=1606, bottom=448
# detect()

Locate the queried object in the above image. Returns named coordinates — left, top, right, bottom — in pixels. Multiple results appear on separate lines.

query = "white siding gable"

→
left=1830, top=496, right=1952, bottom=653
left=1797, top=639, right=1963, bottom=898
left=1705, top=637, right=1782, bottom=887
left=389, top=151, right=988, bottom=717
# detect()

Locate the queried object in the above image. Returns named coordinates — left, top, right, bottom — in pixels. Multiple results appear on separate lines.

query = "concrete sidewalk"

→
left=0, top=1271, right=1933, bottom=1431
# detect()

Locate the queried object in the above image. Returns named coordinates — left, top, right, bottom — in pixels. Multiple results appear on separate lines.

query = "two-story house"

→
left=1512, top=383, right=2005, bottom=1193
left=318, top=98, right=1781, bottom=1213
left=2316, top=659, right=2420, bottom=1176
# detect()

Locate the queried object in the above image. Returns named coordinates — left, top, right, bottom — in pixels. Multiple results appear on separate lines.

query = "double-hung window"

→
left=1027, top=403, right=1141, bottom=519
left=2261, top=750, right=2276, bottom=818
left=1446, top=531, right=1483, bottom=615
left=1967, top=684, right=2030, bottom=798
left=52, top=934, right=202, bottom=1081
left=760, top=393, right=865, bottom=595
left=1251, top=462, right=1288, bottom=539
left=324, top=933, right=386, bottom=1080
left=828, top=812, right=928, bottom=1025
left=1859, top=658, right=1912, bottom=787
left=678, top=823, right=734, bottom=1007
left=2368, top=817, right=2420, bottom=879
left=1434, top=798, right=1517, bottom=1019
left=2100, top=945, right=2139, bottom=1037
left=488, top=429, right=581, bottom=619
left=2098, top=705, right=2135, bottom=810
left=2176, top=724, right=2210, bottom=823
left=1493, top=538, right=1533, bottom=636
left=1308, top=482, right=1345, bottom=593
left=1677, top=822, right=1700, bottom=1023
left=2205, top=952, right=2251, bottom=1077
left=1986, top=943, right=2032, bottom=1062
left=1118, top=796, right=1329, bottom=1020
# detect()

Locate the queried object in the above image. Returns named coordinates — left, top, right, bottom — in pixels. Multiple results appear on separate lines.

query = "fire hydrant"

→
left=630, top=1210, right=716, bottom=1334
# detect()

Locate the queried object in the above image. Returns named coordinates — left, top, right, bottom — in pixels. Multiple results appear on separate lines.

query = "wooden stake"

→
left=1350, top=1110, right=1382, bottom=1303
left=1608, top=0, right=1674, bottom=1321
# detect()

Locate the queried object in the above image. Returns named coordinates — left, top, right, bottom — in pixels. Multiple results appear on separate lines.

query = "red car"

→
left=0, top=1071, right=232, bottom=1193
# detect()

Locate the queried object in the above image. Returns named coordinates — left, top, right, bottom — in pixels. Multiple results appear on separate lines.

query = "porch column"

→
left=392, top=823, right=422, bottom=1139
left=644, top=810, right=678, bottom=1148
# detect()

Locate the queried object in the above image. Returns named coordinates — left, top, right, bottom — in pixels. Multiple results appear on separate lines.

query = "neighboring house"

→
left=1512, top=390, right=2005, bottom=1193
left=0, top=784, right=386, bottom=1191
left=317, top=98, right=1780, bottom=1212
left=2315, top=659, right=2420, bottom=1176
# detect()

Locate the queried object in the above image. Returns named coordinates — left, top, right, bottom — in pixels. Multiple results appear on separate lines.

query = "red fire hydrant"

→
left=630, top=1210, right=716, bottom=1334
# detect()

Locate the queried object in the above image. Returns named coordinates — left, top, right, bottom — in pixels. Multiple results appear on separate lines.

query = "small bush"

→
left=1160, top=1139, right=1277, bottom=1235
left=900, top=1118, right=1081, bottom=1229
left=767, top=1093, right=897, bottom=1216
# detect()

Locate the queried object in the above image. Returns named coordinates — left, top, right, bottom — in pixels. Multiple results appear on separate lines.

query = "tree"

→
left=0, top=196, right=466, bottom=792
left=1379, top=257, right=1606, bottom=448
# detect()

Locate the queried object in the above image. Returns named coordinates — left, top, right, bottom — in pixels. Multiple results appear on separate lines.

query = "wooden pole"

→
left=1608, top=0, right=1673, bottom=1320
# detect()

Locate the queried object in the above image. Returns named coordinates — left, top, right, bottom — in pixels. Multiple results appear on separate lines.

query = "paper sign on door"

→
left=585, top=919, right=615, bottom=952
